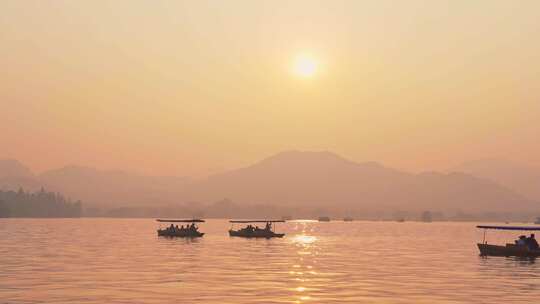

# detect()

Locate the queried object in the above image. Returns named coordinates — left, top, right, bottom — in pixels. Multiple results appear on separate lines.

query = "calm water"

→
left=1, top=219, right=539, bottom=303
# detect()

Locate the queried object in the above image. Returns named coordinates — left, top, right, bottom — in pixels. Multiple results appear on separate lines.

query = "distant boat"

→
left=343, top=217, right=354, bottom=222
left=156, top=219, right=205, bottom=237
left=228, top=220, right=285, bottom=238
left=318, top=216, right=331, bottom=222
left=396, top=218, right=405, bottom=223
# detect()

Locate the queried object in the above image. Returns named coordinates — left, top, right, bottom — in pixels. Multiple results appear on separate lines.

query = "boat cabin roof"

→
left=229, top=220, right=285, bottom=223
left=156, top=219, right=205, bottom=223
left=477, top=225, right=540, bottom=231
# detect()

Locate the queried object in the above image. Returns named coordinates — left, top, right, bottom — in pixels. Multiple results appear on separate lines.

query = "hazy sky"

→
left=1, top=0, right=539, bottom=176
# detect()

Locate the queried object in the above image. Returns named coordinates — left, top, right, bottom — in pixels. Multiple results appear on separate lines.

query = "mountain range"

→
left=453, top=158, right=540, bottom=202
left=0, top=151, right=538, bottom=217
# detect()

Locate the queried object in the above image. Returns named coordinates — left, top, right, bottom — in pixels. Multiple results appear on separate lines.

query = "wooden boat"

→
left=229, top=220, right=285, bottom=238
left=477, top=243, right=540, bottom=257
left=343, top=217, right=354, bottom=222
left=318, top=216, right=330, bottom=222
left=476, top=225, right=540, bottom=257
left=156, top=219, right=205, bottom=237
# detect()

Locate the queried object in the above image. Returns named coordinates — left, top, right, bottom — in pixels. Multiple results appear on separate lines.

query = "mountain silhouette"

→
left=0, top=159, right=34, bottom=179
left=453, top=158, right=540, bottom=201
left=39, top=165, right=189, bottom=207
left=184, top=150, right=407, bottom=206
left=185, top=151, right=534, bottom=213
left=0, top=152, right=536, bottom=215
left=0, top=159, right=42, bottom=191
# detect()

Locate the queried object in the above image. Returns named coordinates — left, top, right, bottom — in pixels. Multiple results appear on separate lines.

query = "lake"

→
left=1, top=219, right=538, bottom=303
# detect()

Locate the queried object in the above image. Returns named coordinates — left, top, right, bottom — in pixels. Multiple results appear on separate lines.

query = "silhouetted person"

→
left=265, top=222, right=271, bottom=231
left=527, top=234, right=539, bottom=250
left=516, top=235, right=527, bottom=246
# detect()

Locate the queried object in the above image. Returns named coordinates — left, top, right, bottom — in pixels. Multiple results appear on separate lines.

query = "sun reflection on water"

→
left=288, top=221, right=320, bottom=303
left=292, top=235, right=318, bottom=245
left=5, top=219, right=540, bottom=303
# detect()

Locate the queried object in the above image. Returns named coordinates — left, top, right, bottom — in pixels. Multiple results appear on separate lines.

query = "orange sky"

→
left=1, top=0, right=539, bottom=176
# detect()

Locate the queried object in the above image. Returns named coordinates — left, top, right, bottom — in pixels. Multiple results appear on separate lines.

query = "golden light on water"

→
left=3, top=1, right=540, bottom=303
left=287, top=221, right=319, bottom=302
left=292, top=234, right=318, bottom=245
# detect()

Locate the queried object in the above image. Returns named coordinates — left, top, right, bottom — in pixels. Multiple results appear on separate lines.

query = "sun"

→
left=293, top=55, right=317, bottom=77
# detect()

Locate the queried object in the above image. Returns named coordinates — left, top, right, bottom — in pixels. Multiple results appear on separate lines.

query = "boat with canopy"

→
left=229, top=220, right=285, bottom=238
left=156, top=219, right=205, bottom=237
left=477, top=225, right=540, bottom=257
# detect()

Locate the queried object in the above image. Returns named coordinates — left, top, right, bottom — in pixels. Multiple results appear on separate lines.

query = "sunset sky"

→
left=1, top=0, right=539, bottom=176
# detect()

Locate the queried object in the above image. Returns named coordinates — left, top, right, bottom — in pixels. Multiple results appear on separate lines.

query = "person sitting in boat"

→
left=516, top=235, right=527, bottom=246
left=245, top=225, right=254, bottom=233
left=265, top=222, right=272, bottom=231
left=169, top=224, right=175, bottom=232
left=526, top=234, right=539, bottom=250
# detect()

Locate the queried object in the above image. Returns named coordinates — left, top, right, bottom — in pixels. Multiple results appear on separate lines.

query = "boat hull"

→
left=157, top=230, right=204, bottom=238
left=228, top=230, right=284, bottom=238
left=477, top=243, right=540, bottom=257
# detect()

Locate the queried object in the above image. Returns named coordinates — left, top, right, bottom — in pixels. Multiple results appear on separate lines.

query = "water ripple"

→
left=1, top=219, right=539, bottom=303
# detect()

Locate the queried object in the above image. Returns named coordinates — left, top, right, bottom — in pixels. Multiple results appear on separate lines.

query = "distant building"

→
left=421, top=211, right=432, bottom=222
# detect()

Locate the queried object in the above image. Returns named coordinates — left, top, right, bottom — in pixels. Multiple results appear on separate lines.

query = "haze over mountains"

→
left=0, top=151, right=538, bottom=218
left=0, top=159, right=43, bottom=191
left=453, top=159, right=540, bottom=202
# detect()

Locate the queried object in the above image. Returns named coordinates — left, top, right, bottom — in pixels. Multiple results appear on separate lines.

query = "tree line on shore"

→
left=0, top=188, right=82, bottom=218
left=0, top=188, right=534, bottom=221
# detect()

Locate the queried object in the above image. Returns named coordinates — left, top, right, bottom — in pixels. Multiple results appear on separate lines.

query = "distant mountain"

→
left=185, top=151, right=535, bottom=213
left=453, top=159, right=540, bottom=201
left=184, top=151, right=408, bottom=205
left=1, top=153, right=537, bottom=216
left=412, top=171, right=532, bottom=212
left=0, top=160, right=191, bottom=208
left=39, top=166, right=190, bottom=207
left=0, top=159, right=42, bottom=191
left=0, top=159, right=34, bottom=179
